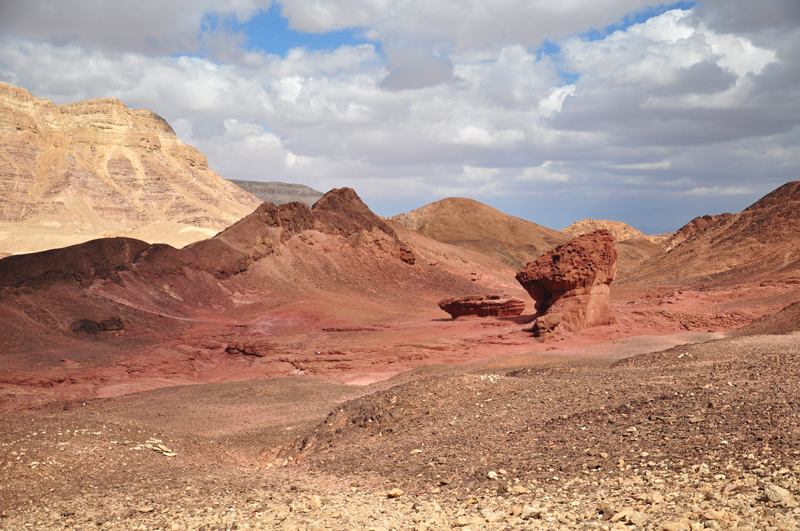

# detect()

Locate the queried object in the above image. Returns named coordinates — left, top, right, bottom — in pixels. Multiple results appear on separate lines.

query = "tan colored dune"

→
left=390, top=197, right=568, bottom=269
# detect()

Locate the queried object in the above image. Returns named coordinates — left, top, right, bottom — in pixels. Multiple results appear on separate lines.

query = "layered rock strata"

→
left=438, top=295, right=525, bottom=319
left=515, top=230, right=617, bottom=338
left=0, top=82, right=260, bottom=242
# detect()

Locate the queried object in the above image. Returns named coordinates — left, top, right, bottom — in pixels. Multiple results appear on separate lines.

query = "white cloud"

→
left=279, top=0, right=657, bottom=53
left=686, top=186, right=752, bottom=196
left=518, top=161, right=570, bottom=182
left=0, top=2, right=798, bottom=232
left=0, top=0, right=274, bottom=55
left=614, top=161, right=671, bottom=170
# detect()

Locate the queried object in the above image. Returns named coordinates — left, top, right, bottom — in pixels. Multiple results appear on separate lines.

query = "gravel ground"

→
left=2, top=333, right=800, bottom=530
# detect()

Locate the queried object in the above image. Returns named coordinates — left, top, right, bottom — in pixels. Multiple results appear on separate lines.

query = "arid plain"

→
left=1, top=83, right=800, bottom=531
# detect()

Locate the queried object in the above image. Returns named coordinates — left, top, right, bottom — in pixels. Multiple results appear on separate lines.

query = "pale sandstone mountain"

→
left=560, top=219, right=670, bottom=272
left=390, top=197, right=569, bottom=269
left=0, top=82, right=261, bottom=254
left=561, top=218, right=666, bottom=243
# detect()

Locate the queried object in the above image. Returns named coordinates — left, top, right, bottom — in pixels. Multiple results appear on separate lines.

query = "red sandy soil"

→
left=2, top=187, right=800, bottom=411
left=2, top=186, right=800, bottom=530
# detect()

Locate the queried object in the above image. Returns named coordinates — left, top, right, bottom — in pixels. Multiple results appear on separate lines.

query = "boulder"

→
left=515, top=230, right=617, bottom=337
left=438, top=295, right=525, bottom=319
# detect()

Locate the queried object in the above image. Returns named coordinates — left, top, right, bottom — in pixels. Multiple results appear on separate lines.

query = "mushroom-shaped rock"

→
left=438, top=295, right=525, bottom=319
left=515, top=230, right=617, bottom=337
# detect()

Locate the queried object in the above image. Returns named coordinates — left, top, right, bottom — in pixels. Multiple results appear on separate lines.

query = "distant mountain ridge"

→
left=0, top=81, right=261, bottom=254
left=622, top=181, right=800, bottom=284
left=228, top=180, right=323, bottom=207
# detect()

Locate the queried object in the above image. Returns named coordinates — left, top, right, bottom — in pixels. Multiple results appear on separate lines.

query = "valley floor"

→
left=2, top=332, right=800, bottom=531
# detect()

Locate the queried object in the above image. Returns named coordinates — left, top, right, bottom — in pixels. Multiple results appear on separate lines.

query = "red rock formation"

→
left=438, top=295, right=525, bottom=319
left=515, top=230, right=617, bottom=337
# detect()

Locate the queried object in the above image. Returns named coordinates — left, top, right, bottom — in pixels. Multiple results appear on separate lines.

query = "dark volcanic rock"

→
left=438, top=295, right=525, bottom=319
left=516, top=230, right=617, bottom=337
left=0, top=237, right=150, bottom=289
left=72, top=317, right=124, bottom=335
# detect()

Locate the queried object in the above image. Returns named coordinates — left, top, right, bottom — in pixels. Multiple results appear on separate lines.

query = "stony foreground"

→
left=2, top=333, right=800, bottom=530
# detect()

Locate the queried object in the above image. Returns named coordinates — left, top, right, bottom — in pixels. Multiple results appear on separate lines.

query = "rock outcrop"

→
left=515, top=230, right=617, bottom=338
left=438, top=295, right=525, bottom=319
left=0, top=81, right=261, bottom=254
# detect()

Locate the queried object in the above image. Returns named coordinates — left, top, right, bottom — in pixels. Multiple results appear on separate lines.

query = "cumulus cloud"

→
left=279, top=0, right=657, bottom=52
left=0, top=0, right=273, bottom=55
left=518, top=162, right=571, bottom=183
left=0, top=1, right=798, bottom=232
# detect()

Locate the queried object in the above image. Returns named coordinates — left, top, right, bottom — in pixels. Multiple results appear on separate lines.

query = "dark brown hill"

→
left=390, top=197, right=568, bottom=269
left=730, top=300, right=800, bottom=337
left=622, top=181, right=800, bottom=285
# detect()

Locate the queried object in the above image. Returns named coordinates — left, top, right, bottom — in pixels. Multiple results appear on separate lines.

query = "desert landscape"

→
left=2, top=83, right=800, bottom=531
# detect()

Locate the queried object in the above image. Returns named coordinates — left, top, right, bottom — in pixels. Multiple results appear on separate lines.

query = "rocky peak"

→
left=0, top=82, right=261, bottom=245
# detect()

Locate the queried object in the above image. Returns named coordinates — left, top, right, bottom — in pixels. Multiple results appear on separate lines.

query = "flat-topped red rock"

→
left=438, top=295, right=525, bottom=319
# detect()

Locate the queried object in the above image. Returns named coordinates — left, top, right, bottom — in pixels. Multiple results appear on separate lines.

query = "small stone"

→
left=163, top=452, right=177, bottom=457
left=387, top=488, right=404, bottom=499
left=137, top=507, right=154, bottom=513
left=487, top=471, right=498, bottom=480
left=309, top=495, right=322, bottom=510
left=647, top=491, right=665, bottom=504
left=765, top=484, right=791, bottom=503
left=520, top=506, right=540, bottom=520
left=610, top=507, right=633, bottom=523
left=662, top=522, right=689, bottom=531
left=628, top=511, right=648, bottom=526
left=702, top=510, right=730, bottom=521
left=597, top=502, right=616, bottom=520
left=410, top=449, right=422, bottom=455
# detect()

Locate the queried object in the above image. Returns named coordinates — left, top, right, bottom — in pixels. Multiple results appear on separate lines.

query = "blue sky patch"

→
left=236, top=5, right=369, bottom=56
left=537, top=40, right=580, bottom=85
left=581, top=1, right=696, bottom=41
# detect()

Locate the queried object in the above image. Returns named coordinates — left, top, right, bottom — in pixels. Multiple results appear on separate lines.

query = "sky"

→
left=1, top=1, right=799, bottom=233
